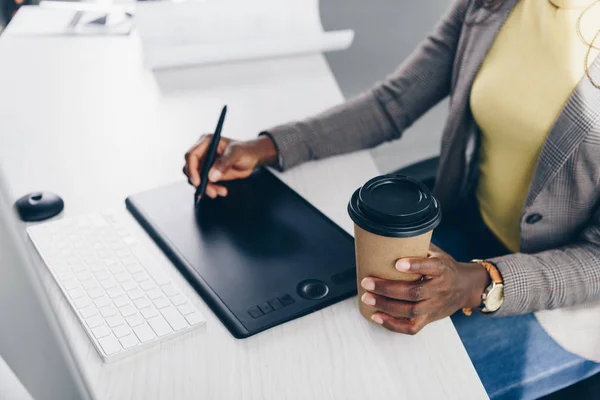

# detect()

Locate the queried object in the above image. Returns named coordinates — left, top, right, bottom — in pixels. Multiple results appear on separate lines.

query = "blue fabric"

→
left=432, top=222, right=600, bottom=399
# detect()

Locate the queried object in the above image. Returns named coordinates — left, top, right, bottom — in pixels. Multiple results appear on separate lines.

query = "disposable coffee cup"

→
left=347, top=174, right=442, bottom=321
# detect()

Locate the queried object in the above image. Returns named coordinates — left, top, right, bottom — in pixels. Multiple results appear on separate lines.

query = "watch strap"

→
left=462, top=260, right=503, bottom=316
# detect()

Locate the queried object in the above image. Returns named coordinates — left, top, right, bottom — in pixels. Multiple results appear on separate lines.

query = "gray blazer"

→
left=266, top=0, right=600, bottom=319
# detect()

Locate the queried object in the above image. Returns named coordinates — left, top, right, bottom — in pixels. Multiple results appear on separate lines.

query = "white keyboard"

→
left=27, top=212, right=205, bottom=362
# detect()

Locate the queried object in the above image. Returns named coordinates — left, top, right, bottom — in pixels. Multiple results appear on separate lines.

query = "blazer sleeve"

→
left=262, top=0, right=467, bottom=171
left=490, top=206, right=600, bottom=316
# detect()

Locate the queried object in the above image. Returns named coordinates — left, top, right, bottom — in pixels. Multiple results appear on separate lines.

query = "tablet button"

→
left=269, top=298, right=284, bottom=310
left=248, top=306, right=263, bottom=319
left=297, top=280, right=329, bottom=300
left=259, top=302, right=274, bottom=314
left=279, top=294, right=295, bottom=306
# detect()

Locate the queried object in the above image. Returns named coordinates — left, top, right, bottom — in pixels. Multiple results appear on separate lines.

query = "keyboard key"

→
left=170, top=294, right=187, bottom=307
left=68, top=287, right=86, bottom=299
left=126, top=313, right=144, bottom=327
left=94, top=296, right=111, bottom=308
left=161, top=284, right=178, bottom=298
left=185, top=312, right=204, bottom=326
left=148, top=316, right=173, bottom=337
left=115, top=249, right=130, bottom=258
left=91, top=325, right=111, bottom=339
left=119, top=334, right=139, bottom=349
left=112, top=324, right=131, bottom=339
left=132, top=271, right=149, bottom=283
left=73, top=297, right=92, bottom=309
left=99, top=306, right=118, bottom=318
left=124, top=261, right=142, bottom=272
left=88, top=287, right=104, bottom=299
left=82, top=281, right=98, bottom=290
left=97, top=250, right=112, bottom=259
left=88, top=261, right=105, bottom=273
left=108, top=264, right=124, bottom=275
left=101, top=279, right=118, bottom=290
left=106, top=315, right=124, bottom=328
left=98, top=335, right=121, bottom=356
left=76, top=271, right=93, bottom=282
left=146, top=288, right=162, bottom=300
left=161, top=306, right=188, bottom=331
left=119, top=304, right=137, bottom=318
left=133, top=324, right=156, bottom=343
left=106, top=287, right=124, bottom=298
left=127, top=288, right=144, bottom=301
left=122, top=236, right=137, bottom=246
left=121, top=256, right=137, bottom=266
left=121, top=280, right=137, bottom=292
left=177, top=304, right=194, bottom=316
left=141, top=307, right=159, bottom=319
left=153, top=297, right=170, bottom=309
left=103, top=258, right=118, bottom=266
left=150, top=273, right=169, bottom=287
left=114, top=272, right=130, bottom=283
left=63, top=280, right=79, bottom=290
left=94, top=270, right=110, bottom=281
left=134, top=298, right=151, bottom=310
left=66, top=256, right=81, bottom=265
left=80, top=306, right=97, bottom=319
left=113, top=295, right=130, bottom=308
left=85, top=315, right=103, bottom=329
left=140, top=281, right=156, bottom=291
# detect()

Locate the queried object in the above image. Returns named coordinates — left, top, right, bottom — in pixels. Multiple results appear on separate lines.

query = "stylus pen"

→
left=195, top=105, right=227, bottom=208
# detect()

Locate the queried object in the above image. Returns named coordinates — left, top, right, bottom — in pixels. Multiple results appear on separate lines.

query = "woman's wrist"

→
left=462, top=262, right=492, bottom=309
left=253, top=135, right=279, bottom=166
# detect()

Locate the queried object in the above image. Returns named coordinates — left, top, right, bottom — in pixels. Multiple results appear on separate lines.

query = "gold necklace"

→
left=576, top=0, right=600, bottom=88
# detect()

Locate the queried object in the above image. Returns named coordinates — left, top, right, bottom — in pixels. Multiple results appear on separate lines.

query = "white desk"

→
left=0, top=8, right=487, bottom=400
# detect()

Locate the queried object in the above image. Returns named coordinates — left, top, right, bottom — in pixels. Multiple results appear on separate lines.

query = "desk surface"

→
left=0, top=8, right=487, bottom=400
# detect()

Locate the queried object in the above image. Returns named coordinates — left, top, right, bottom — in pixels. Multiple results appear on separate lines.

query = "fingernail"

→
left=361, top=278, right=375, bottom=291
left=371, top=314, right=383, bottom=325
left=361, top=293, right=376, bottom=306
left=209, top=169, right=222, bottom=182
left=396, top=260, right=411, bottom=271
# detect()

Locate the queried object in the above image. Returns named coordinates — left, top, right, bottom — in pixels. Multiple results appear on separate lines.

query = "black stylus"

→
left=195, top=105, right=227, bottom=208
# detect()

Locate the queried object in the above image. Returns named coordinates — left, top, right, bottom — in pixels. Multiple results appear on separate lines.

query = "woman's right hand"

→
left=183, top=135, right=278, bottom=199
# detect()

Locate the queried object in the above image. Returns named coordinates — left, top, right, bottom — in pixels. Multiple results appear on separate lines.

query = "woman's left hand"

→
left=361, top=243, right=490, bottom=335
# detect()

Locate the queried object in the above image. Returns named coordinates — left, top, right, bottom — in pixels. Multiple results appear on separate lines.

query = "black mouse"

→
left=15, top=192, right=64, bottom=222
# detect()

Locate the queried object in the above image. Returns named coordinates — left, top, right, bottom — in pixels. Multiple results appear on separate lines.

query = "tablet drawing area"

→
left=126, top=168, right=358, bottom=338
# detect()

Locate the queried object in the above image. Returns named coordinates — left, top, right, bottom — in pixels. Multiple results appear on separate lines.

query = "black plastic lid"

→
left=347, top=174, right=442, bottom=238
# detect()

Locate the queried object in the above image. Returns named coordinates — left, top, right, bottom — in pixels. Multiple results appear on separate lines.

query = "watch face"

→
left=485, top=285, right=504, bottom=312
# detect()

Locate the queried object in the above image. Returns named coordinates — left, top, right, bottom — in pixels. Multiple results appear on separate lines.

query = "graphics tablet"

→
left=126, top=168, right=357, bottom=338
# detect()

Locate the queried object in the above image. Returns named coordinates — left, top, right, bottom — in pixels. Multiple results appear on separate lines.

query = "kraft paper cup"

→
left=348, top=174, right=442, bottom=322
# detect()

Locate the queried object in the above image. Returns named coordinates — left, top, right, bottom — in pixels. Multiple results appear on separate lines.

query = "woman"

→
left=183, top=0, right=600, bottom=398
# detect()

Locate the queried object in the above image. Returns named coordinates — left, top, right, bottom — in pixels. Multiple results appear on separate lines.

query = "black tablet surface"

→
left=126, top=168, right=357, bottom=338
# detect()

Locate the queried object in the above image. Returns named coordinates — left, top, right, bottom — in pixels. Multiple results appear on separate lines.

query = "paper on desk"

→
left=136, top=0, right=354, bottom=70
left=6, top=6, right=133, bottom=36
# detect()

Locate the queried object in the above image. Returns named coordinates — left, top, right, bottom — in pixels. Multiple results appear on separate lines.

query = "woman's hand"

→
left=360, top=243, right=490, bottom=335
left=183, top=135, right=278, bottom=198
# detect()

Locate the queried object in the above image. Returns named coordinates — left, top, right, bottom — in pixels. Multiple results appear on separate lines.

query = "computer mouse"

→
left=15, top=192, right=64, bottom=222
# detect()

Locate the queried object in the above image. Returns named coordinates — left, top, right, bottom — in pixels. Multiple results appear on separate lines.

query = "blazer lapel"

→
left=525, top=55, right=600, bottom=207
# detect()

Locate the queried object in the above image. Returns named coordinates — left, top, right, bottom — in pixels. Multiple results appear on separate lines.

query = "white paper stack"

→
left=135, top=0, right=355, bottom=70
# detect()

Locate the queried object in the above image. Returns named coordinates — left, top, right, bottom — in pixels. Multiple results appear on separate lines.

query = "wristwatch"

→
left=462, top=260, right=504, bottom=316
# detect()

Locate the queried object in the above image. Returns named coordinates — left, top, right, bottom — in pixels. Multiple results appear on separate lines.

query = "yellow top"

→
left=471, top=0, right=600, bottom=252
